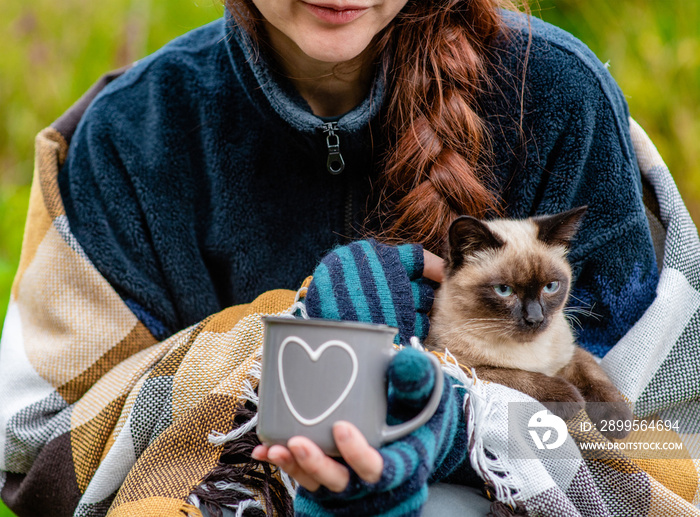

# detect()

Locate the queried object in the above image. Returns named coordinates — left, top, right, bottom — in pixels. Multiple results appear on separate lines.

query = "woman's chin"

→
left=296, top=38, right=370, bottom=66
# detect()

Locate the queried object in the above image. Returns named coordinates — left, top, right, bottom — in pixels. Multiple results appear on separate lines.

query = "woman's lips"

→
left=302, top=2, right=370, bottom=24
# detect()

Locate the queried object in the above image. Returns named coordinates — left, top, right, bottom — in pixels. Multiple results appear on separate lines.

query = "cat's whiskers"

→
left=567, top=293, right=587, bottom=304
left=564, top=305, right=601, bottom=320
left=565, top=313, right=583, bottom=330
left=566, top=295, right=599, bottom=314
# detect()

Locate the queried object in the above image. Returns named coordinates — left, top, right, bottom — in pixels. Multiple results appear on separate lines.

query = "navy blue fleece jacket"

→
left=58, top=11, right=658, bottom=357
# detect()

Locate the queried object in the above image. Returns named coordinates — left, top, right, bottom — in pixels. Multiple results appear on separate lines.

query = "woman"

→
left=0, top=0, right=658, bottom=515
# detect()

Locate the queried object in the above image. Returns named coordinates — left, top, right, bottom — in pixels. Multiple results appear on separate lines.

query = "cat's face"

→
left=443, top=207, right=587, bottom=341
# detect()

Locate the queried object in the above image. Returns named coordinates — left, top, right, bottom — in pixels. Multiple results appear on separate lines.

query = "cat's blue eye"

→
left=543, top=281, right=560, bottom=294
left=493, top=284, right=513, bottom=297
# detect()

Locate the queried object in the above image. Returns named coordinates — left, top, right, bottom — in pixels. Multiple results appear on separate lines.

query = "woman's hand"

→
left=423, top=249, right=445, bottom=283
left=252, top=421, right=383, bottom=492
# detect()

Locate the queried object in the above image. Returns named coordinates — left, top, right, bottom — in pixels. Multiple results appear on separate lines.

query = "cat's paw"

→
left=586, top=400, right=634, bottom=439
left=540, top=378, right=586, bottom=421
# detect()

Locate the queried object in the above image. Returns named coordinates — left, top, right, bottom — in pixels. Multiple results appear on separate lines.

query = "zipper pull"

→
left=322, top=122, right=345, bottom=175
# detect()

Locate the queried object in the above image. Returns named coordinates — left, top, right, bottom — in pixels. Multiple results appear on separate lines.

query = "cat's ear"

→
left=447, top=216, right=504, bottom=271
left=534, top=206, right=588, bottom=248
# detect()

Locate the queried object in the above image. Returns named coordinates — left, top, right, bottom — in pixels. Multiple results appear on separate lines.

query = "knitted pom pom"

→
left=388, top=346, right=436, bottom=411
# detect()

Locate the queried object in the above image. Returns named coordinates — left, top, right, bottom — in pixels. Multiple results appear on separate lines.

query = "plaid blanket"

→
left=1, top=116, right=699, bottom=517
left=0, top=125, right=299, bottom=516
left=448, top=119, right=700, bottom=516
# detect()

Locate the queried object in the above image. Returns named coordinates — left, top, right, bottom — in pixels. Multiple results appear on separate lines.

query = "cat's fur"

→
left=426, top=207, right=633, bottom=438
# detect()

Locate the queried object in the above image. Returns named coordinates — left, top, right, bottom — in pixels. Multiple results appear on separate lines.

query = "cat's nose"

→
left=524, top=300, right=544, bottom=327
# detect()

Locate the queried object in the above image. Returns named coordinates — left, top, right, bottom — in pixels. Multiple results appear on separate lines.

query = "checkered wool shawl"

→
left=0, top=123, right=299, bottom=516
left=1, top=117, right=698, bottom=517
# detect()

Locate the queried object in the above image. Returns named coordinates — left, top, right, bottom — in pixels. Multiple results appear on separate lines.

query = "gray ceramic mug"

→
left=257, top=316, right=444, bottom=456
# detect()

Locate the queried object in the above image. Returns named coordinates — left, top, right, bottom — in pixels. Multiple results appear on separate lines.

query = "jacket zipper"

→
left=320, top=122, right=352, bottom=240
left=322, top=122, right=345, bottom=175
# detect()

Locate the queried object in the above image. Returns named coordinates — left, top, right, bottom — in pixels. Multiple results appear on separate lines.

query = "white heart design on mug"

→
left=278, top=336, right=359, bottom=426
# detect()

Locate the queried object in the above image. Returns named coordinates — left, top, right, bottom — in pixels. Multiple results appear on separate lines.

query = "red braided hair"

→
left=372, top=1, right=513, bottom=254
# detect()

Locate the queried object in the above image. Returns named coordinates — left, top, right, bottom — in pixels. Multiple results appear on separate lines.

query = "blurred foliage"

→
left=0, top=0, right=223, bottom=328
left=1, top=1, right=222, bottom=515
left=0, top=1, right=698, bottom=514
left=535, top=0, right=700, bottom=219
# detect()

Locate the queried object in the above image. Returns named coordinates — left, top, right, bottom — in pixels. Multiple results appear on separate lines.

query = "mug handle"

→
left=380, top=352, right=444, bottom=444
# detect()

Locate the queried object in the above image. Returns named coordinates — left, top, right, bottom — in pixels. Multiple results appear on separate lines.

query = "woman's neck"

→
left=263, top=21, right=375, bottom=118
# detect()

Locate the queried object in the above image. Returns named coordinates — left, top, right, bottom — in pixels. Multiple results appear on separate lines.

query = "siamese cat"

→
left=426, top=207, right=633, bottom=439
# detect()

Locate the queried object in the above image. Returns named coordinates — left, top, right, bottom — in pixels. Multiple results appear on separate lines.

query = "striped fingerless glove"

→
left=304, top=240, right=434, bottom=345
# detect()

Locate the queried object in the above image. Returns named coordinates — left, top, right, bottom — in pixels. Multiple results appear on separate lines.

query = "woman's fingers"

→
left=422, top=249, right=445, bottom=283
left=253, top=444, right=319, bottom=490
left=286, top=436, right=350, bottom=492
left=251, top=444, right=269, bottom=461
left=333, top=421, right=383, bottom=483
left=252, top=423, right=383, bottom=493
left=257, top=443, right=323, bottom=492
left=257, top=438, right=350, bottom=492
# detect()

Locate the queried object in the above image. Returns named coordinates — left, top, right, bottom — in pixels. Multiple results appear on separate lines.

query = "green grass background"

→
left=0, top=1, right=698, bottom=515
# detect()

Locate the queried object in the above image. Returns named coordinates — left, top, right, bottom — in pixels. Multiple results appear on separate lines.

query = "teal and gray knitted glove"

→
left=304, top=239, right=434, bottom=346
left=294, top=347, right=478, bottom=517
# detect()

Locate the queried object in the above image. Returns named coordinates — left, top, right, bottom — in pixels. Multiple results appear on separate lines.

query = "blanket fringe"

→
left=184, top=491, right=266, bottom=517
left=191, top=298, right=309, bottom=515
left=190, top=402, right=293, bottom=516
left=234, top=499, right=265, bottom=517
left=209, top=414, right=259, bottom=447
left=439, top=350, right=522, bottom=511
left=208, top=354, right=262, bottom=447
left=276, top=285, right=309, bottom=320
left=485, top=498, right=528, bottom=517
